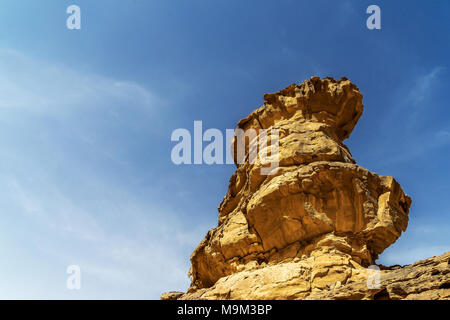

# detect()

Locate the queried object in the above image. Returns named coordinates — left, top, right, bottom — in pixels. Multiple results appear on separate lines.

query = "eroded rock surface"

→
left=163, top=77, right=449, bottom=300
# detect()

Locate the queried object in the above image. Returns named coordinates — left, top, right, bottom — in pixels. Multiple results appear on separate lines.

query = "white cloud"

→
left=3, top=172, right=200, bottom=299
left=374, top=66, right=449, bottom=166
left=0, top=49, right=198, bottom=299
left=436, top=130, right=450, bottom=142
left=376, top=129, right=450, bottom=166
left=408, top=66, right=444, bottom=105
left=0, top=48, right=155, bottom=114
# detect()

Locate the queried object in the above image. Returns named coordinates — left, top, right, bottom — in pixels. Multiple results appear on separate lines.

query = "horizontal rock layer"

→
left=172, top=251, right=450, bottom=300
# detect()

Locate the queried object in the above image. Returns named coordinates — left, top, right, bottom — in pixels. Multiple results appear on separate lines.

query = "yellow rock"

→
left=163, top=77, right=449, bottom=300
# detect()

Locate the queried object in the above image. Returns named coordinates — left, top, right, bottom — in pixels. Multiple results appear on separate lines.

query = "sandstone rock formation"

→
left=163, top=77, right=450, bottom=300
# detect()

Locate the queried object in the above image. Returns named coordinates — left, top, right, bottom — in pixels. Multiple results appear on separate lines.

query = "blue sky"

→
left=0, top=0, right=449, bottom=299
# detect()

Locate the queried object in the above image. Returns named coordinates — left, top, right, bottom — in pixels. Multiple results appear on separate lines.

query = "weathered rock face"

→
left=167, top=251, right=450, bottom=300
left=163, top=77, right=449, bottom=300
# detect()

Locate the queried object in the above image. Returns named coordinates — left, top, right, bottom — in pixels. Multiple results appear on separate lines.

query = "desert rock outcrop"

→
left=164, top=77, right=449, bottom=300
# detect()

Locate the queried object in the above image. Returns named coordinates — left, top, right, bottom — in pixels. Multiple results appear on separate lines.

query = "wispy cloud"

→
left=403, top=66, right=445, bottom=129
left=372, top=66, right=449, bottom=166
left=0, top=49, right=199, bottom=299
left=408, top=66, right=444, bottom=105
left=0, top=48, right=155, bottom=114
left=2, top=154, right=200, bottom=299
left=380, top=66, right=445, bottom=126
left=375, top=129, right=450, bottom=166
